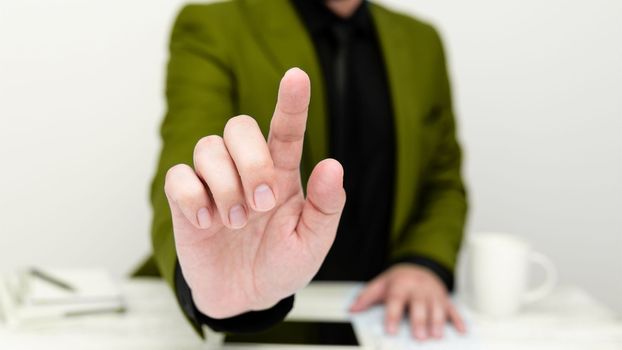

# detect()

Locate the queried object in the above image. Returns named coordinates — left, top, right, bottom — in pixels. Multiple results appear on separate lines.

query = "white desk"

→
left=1, top=279, right=621, bottom=350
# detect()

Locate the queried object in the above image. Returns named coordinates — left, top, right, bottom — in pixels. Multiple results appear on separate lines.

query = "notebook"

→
left=0, top=267, right=125, bottom=327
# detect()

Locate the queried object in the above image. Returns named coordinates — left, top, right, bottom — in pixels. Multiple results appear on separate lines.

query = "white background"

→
left=1, top=0, right=620, bottom=313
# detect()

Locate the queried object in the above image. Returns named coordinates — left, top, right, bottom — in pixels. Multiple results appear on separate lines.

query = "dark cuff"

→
left=174, top=261, right=294, bottom=333
left=389, top=255, right=455, bottom=292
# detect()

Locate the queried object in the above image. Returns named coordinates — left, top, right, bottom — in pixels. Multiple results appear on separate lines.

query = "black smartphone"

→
left=224, top=320, right=359, bottom=346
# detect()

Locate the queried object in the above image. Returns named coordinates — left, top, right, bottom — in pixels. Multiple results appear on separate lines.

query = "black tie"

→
left=330, top=23, right=351, bottom=165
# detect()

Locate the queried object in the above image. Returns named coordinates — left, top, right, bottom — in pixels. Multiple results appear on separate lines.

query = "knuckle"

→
left=211, top=181, right=242, bottom=201
left=165, top=164, right=191, bottom=186
left=386, top=315, right=399, bottom=324
left=164, top=165, right=202, bottom=202
left=388, top=303, right=404, bottom=316
left=387, top=292, right=405, bottom=301
left=166, top=163, right=187, bottom=175
left=195, top=135, right=224, bottom=156
left=175, top=184, right=201, bottom=203
left=414, top=315, right=426, bottom=325
left=241, top=157, right=272, bottom=175
left=361, top=288, right=377, bottom=300
left=194, top=136, right=227, bottom=168
left=386, top=307, right=401, bottom=319
left=432, top=307, right=445, bottom=320
left=414, top=311, right=427, bottom=323
left=224, top=115, right=258, bottom=136
left=387, top=287, right=408, bottom=301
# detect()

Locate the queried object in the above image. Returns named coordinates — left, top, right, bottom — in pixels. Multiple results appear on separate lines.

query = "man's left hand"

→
left=349, top=264, right=466, bottom=340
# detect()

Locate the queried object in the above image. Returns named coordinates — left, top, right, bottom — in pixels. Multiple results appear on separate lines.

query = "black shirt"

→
left=175, top=0, right=454, bottom=334
left=292, top=0, right=395, bottom=281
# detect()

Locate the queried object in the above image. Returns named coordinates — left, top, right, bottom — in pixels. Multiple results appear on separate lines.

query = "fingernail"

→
left=434, top=328, right=443, bottom=339
left=416, top=328, right=427, bottom=340
left=229, top=204, right=247, bottom=228
left=387, top=324, right=397, bottom=334
left=253, top=184, right=275, bottom=211
left=197, top=207, right=211, bottom=229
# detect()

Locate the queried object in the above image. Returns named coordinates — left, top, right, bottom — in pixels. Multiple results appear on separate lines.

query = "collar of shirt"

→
left=290, top=0, right=373, bottom=36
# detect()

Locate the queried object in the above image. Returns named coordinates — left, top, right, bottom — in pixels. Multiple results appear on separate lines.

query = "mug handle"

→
left=522, top=251, right=558, bottom=304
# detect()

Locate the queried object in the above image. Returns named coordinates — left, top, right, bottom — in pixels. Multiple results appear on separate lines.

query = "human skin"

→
left=166, top=10, right=466, bottom=337
left=166, top=69, right=347, bottom=318
left=321, top=0, right=466, bottom=339
left=350, top=264, right=466, bottom=339
left=325, top=0, right=362, bottom=18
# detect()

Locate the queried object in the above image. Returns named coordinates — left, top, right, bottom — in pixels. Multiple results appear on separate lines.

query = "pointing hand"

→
left=164, top=68, right=346, bottom=318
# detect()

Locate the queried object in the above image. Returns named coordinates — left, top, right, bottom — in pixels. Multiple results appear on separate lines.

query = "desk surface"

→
left=1, top=279, right=621, bottom=350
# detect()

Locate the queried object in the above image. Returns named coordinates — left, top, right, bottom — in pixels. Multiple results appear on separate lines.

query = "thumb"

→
left=297, top=158, right=346, bottom=253
left=350, top=276, right=387, bottom=312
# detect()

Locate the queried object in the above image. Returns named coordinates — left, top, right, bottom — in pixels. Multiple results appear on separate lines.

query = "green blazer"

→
left=144, top=0, right=467, bottom=309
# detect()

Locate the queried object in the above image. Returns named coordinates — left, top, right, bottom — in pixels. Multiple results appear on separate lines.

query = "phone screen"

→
left=224, top=320, right=359, bottom=346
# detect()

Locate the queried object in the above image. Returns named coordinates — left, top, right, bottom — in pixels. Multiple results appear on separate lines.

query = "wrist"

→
left=196, top=295, right=295, bottom=334
left=389, top=255, right=455, bottom=292
left=191, top=290, right=247, bottom=319
left=191, top=289, right=281, bottom=319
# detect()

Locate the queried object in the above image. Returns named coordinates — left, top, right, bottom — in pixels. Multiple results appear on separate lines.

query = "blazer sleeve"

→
left=152, top=5, right=294, bottom=337
left=150, top=4, right=235, bottom=334
left=390, top=27, right=468, bottom=279
left=151, top=3, right=233, bottom=295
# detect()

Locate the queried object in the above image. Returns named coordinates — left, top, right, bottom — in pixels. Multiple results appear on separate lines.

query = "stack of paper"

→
left=0, top=268, right=125, bottom=327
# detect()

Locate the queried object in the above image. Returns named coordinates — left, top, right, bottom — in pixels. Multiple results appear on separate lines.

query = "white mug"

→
left=467, top=232, right=557, bottom=317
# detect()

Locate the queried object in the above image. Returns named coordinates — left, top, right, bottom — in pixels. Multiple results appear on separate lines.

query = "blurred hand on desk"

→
left=164, top=68, right=346, bottom=318
left=350, top=264, right=466, bottom=340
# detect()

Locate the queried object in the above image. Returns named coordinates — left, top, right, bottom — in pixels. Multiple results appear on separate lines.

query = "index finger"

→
left=447, top=303, right=467, bottom=334
left=267, top=67, right=311, bottom=171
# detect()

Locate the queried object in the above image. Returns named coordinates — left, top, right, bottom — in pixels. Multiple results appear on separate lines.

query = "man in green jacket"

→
left=147, top=0, right=467, bottom=341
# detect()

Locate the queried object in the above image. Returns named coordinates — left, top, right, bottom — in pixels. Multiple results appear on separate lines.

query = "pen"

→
left=29, top=268, right=76, bottom=292
left=64, top=305, right=127, bottom=317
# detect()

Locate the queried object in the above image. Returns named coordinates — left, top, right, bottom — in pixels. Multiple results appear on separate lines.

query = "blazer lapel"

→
left=370, top=4, right=421, bottom=239
left=240, top=0, right=328, bottom=180
left=242, top=0, right=420, bottom=237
